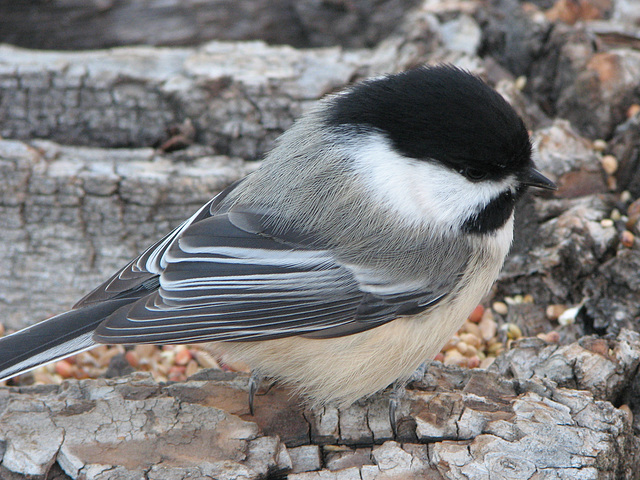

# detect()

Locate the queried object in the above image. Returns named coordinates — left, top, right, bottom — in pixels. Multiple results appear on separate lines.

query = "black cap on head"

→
left=326, top=65, right=533, bottom=182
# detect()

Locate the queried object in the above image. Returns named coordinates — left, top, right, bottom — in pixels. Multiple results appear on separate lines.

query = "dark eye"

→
left=462, top=168, right=488, bottom=181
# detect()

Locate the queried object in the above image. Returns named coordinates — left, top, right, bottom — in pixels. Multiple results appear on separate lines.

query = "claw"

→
left=248, top=372, right=263, bottom=415
left=389, top=379, right=406, bottom=437
left=390, top=363, right=428, bottom=437
left=389, top=393, right=399, bottom=437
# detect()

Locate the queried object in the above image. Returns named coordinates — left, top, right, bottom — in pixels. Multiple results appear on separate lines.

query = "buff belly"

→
left=207, top=218, right=512, bottom=408
left=209, top=260, right=501, bottom=407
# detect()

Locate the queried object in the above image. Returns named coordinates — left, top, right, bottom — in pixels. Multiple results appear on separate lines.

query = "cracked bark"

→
left=1, top=329, right=639, bottom=479
left=0, top=139, right=255, bottom=330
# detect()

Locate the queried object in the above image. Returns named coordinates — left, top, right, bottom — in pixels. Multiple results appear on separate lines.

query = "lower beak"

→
left=522, top=168, right=557, bottom=190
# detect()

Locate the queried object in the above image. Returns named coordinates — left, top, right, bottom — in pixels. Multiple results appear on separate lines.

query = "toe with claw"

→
left=248, top=372, right=263, bottom=415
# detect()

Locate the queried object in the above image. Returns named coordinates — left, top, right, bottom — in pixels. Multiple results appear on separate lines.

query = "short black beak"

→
left=521, top=167, right=557, bottom=190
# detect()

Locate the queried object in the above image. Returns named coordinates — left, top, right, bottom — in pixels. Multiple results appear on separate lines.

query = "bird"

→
left=0, top=65, right=555, bottom=413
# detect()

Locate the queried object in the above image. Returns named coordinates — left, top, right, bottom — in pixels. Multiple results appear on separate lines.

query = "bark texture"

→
left=2, top=0, right=640, bottom=478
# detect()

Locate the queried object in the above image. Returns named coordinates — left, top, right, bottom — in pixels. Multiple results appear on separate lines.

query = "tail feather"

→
left=0, top=299, right=134, bottom=381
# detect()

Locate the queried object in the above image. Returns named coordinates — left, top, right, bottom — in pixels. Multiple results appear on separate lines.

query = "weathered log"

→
left=1, top=329, right=639, bottom=478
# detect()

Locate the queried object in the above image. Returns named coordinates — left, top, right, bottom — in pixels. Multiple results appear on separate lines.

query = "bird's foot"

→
left=248, top=371, right=264, bottom=415
left=389, top=380, right=406, bottom=437
left=409, top=361, right=428, bottom=383
left=389, top=362, right=428, bottom=436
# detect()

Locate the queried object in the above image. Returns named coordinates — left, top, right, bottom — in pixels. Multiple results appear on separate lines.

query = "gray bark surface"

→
left=0, top=139, right=254, bottom=330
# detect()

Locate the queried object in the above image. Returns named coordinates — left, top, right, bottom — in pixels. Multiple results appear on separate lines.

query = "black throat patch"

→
left=462, top=187, right=524, bottom=234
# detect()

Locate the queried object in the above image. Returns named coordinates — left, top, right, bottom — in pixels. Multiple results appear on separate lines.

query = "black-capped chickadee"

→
left=0, top=65, right=555, bottom=410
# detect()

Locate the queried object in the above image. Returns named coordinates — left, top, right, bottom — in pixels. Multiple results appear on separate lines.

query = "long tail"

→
left=0, top=299, right=134, bottom=381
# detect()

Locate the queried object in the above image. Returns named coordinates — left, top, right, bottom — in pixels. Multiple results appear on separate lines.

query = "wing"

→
left=92, top=206, right=465, bottom=345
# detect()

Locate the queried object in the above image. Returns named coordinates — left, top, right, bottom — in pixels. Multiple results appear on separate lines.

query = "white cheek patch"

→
left=346, top=133, right=516, bottom=230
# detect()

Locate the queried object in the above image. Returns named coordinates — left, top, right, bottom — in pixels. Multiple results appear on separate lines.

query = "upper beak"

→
left=521, top=167, right=557, bottom=190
